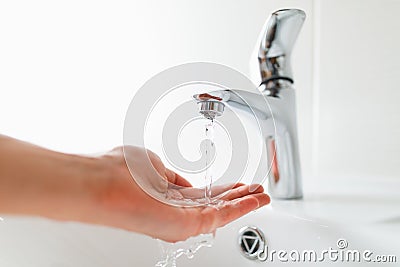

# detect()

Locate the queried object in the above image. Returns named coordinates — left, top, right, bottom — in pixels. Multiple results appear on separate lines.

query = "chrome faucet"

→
left=194, top=9, right=305, bottom=199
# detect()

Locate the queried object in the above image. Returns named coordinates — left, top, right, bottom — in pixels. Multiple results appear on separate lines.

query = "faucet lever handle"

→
left=256, top=9, right=306, bottom=86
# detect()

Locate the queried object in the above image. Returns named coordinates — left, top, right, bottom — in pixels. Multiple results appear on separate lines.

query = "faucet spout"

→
left=194, top=9, right=305, bottom=199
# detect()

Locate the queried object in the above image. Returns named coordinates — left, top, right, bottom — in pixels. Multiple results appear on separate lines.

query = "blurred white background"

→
left=1, top=0, right=399, bottom=184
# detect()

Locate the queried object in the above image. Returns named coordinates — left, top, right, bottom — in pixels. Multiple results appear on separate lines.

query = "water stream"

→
left=204, top=119, right=215, bottom=203
left=155, top=118, right=217, bottom=267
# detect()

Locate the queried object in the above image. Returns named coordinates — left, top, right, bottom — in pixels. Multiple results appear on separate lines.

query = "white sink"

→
left=0, top=177, right=399, bottom=266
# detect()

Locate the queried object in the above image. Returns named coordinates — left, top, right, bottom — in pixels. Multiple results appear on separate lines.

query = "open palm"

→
left=94, top=146, right=270, bottom=242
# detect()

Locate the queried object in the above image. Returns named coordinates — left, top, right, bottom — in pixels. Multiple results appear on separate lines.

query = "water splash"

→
left=155, top=233, right=215, bottom=267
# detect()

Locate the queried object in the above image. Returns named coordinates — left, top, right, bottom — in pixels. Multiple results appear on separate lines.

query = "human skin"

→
left=0, top=134, right=270, bottom=242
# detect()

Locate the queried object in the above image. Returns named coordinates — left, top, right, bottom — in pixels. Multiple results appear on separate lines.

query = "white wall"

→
left=314, top=0, right=400, bottom=179
left=0, top=0, right=398, bottom=181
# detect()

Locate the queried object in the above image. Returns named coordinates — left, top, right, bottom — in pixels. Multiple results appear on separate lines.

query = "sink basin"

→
left=0, top=177, right=398, bottom=266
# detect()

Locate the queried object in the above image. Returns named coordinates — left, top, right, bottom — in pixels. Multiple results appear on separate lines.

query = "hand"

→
left=91, top=146, right=270, bottom=242
left=0, top=134, right=270, bottom=243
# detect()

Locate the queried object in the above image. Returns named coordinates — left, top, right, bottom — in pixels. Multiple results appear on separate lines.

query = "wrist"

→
left=53, top=153, right=110, bottom=223
left=22, top=151, right=111, bottom=224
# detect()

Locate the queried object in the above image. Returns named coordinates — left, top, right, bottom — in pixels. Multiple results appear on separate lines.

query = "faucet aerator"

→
left=197, top=101, right=225, bottom=121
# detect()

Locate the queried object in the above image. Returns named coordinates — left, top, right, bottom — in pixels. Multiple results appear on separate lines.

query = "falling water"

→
left=204, top=119, right=215, bottom=204
left=155, top=118, right=217, bottom=267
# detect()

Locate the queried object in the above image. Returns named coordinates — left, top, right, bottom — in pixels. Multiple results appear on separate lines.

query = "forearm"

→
left=0, top=135, right=105, bottom=221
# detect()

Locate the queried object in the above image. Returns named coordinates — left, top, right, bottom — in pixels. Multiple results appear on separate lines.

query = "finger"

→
left=221, top=184, right=264, bottom=201
left=197, top=195, right=258, bottom=234
left=209, top=183, right=238, bottom=197
left=252, top=192, right=271, bottom=207
left=249, top=183, right=264, bottom=193
left=175, top=172, right=192, bottom=187
left=178, top=183, right=254, bottom=200
left=199, top=193, right=270, bottom=234
left=217, top=193, right=270, bottom=223
left=180, top=183, right=239, bottom=199
left=233, top=182, right=245, bottom=188
left=178, top=187, right=205, bottom=199
left=212, top=182, right=254, bottom=197
left=165, top=168, right=192, bottom=187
